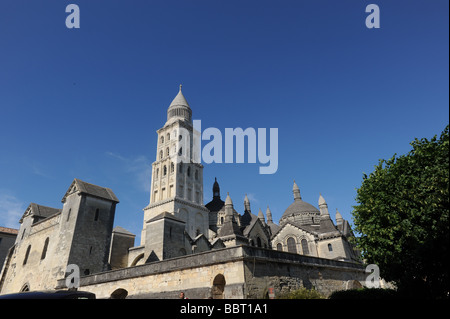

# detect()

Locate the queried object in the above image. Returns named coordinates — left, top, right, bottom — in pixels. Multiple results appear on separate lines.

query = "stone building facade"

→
left=0, top=87, right=364, bottom=298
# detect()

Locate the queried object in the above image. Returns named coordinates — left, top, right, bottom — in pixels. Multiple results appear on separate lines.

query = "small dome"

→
left=281, top=199, right=320, bottom=221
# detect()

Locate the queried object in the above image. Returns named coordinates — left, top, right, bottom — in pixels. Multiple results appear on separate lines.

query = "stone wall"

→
left=55, top=245, right=365, bottom=299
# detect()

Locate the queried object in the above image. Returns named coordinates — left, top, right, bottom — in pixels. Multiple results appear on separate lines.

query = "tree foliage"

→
left=352, top=125, right=449, bottom=298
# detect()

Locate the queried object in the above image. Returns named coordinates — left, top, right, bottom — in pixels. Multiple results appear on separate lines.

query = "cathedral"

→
left=0, top=87, right=363, bottom=298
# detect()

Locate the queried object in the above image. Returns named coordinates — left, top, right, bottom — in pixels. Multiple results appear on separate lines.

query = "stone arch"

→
left=20, top=283, right=30, bottom=292
left=110, top=288, right=128, bottom=299
left=211, top=274, right=226, bottom=299
left=130, top=253, right=144, bottom=266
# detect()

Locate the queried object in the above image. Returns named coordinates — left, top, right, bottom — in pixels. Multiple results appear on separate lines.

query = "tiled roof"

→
left=0, top=226, right=19, bottom=235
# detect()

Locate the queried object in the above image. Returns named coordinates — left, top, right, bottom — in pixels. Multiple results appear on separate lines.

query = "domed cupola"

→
left=167, top=85, right=192, bottom=123
left=279, top=180, right=320, bottom=226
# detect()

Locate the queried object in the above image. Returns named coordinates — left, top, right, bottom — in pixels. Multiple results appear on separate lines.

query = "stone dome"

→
left=279, top=181, right=320, bottom=225
left=281, top=199, right=320, bottom=220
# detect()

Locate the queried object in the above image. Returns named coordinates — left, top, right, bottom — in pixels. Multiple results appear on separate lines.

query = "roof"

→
left=280, top=199, right=320, bottom=221
left=113, top=226, right=135, bottom=237
left=0, top=226, right=19, bottom=235
left=62, top=178, right=119, bottom=203
left=147, top=212, right=185, bottom=224
left=20, top=203, right=62, bottom=223
left=169, top=85, right=190, bottom=108
left=205, top=197, right=225, bottom=212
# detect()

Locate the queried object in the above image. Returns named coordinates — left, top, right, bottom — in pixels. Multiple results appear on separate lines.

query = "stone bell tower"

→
left=141, top=86, right=209, bottom=249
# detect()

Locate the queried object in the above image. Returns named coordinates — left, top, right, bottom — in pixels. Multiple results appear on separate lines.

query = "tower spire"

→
left=293, top=180, right=302, bottom=201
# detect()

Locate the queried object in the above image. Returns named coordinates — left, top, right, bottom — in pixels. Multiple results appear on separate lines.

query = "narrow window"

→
left=167, top=133, right=170, bottom=141
left=41, top=238, right=49, bottom=260
left=23, top=245, right=31, bottom=265
left=67, top=208, right=71, bottom=222
left=257, top=237, right=262, bottom=248
left=328, top=243, right=333, bottom=252
left=160, top=136, right=164, bottom=144
left=163, top=165, right=167, bottom=176
left=195, top=170, right=199, bottom=180
left=170, top=162, right=174, bottom=173
left=187, top=167, right=191, bottom=177
left=94, top=208, right=99, bottom=221
left=277, top=243, right=283, bottom=251
left=301, top=239, right=309, bottom=255
left=166, top=147, right=169, bottom=157
left=160, top=150, right=163, bottom=160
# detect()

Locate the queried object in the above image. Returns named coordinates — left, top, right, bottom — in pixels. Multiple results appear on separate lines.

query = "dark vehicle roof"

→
left=0, top=290, right=96, bottom=299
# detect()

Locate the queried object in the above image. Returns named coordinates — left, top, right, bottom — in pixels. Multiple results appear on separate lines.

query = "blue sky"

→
left=0, top=0, right=448, bottom=244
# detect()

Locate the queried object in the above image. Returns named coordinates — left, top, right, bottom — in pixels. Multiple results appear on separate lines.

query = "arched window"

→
left=23, top=245, right=31, bottom=265
left=160, top=136, right=164, bottom=144
left=166, top=147, right=169, bottom=157
left=170, top=162, right=174, bottom=173
left=328, top=243, right=333, bottom=252
left=156, top=168, right=159, bottom=178
left=166, top=133, right=170, bottom=141
left=41, top=237, right=49, bottom=260
left=277, top=243, right=283, bottom=251
left=159, top=150, right=163, bottom=160
left=301, top=239, right=309, bottom=255
left=212, top=274, right=226, bottom=299
left=178, top=147, right=183, bottom=156
left=287, top=237, right=297, bottom=254
left=220, top=216, right=224, bottom=224
left=163, top=165, right=167, bottom=176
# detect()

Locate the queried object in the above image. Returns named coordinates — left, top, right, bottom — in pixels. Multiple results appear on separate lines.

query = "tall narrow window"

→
left=277, top=243, right=283, bottom=251
left=23, top=245, right=31, bottom=265
left=328, top=243, right=333, bottom=252
left=163, top=165, right=167, bottom=176
left=287, top=237, right=297, bottom=254
left=301, top=239, right=309, bottom=255
left=94, top=208, right=99, bottom=221
left=67, top=208, right=71, bottom=222
left=195, top=170, right=199, bottom=180
left=187, top=167, right=191, bottom=177
left=160, top=150, right=163, bottom=160
left=41, top=238, right=49, bottom=260
left=170, top=162, right=174, bottom=173
left=166, top=147, right=169, bottom=157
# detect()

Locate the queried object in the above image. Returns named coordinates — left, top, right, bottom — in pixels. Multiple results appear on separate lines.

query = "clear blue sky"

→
left=0, top=0, right=448, bottom=244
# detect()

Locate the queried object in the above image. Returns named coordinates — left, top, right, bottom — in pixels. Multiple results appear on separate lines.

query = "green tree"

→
left=352, top=125, right=449, bottom=298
